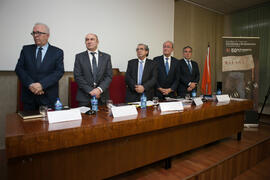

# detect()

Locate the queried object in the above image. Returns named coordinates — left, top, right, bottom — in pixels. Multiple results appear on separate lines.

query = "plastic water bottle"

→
left=140, top=93, right=147, bottom=109
left=91, top=96, right=98, bottom=112
left=191, top=89, right=197, bottom=98
left=55, top=98, right=63, bottom=110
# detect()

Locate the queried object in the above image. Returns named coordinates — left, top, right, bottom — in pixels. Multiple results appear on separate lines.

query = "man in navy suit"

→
left=74, top=33, right=112, bottom=106
left=15, top=23, right=64, bottom=110
left=125, top=44, right=157, bottom=102
left=177, top=46, right=200, bottom=98
left=153, top=41, right=179, bottom=100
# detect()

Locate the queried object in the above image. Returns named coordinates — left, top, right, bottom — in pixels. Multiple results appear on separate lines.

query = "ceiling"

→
left=182, top=0, right=270, bottom=14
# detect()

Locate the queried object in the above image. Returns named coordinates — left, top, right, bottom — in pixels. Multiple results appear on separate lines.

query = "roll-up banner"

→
left=222, top=37, right=260, bottom=111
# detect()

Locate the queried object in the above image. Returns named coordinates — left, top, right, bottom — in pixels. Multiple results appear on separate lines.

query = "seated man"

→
left=125, top=44, right=157, bottom=102
left=153, top=41, right=179, bottom=100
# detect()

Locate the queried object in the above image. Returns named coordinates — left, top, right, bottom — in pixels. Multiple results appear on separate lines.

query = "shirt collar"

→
left=163, top=55, right=171, bottom=60
left=184, top=58, right=191, bottom=63
left=37, top=43, right=49, bottom=50
left=138, top=58, right=146, bottom=62
left=88, top=49, right=99, bottom=55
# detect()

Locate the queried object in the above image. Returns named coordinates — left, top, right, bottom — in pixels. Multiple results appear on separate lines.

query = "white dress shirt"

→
left=163, top=55, right=171, bottom=69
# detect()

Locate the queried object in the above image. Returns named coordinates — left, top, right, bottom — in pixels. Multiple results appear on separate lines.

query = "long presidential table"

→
left=5, top=100, right=253, bottom=180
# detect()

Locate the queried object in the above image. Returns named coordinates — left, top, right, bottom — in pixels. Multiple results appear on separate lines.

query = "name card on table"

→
left=48, top=109, right=82, bottom=124
left=159, top=102, right=183, bottom=112
left=48, top=119, right=82, bottom=131
left=193, top=97, right=203, bottom=106
left=216, top=94, right=230, bottom=103
left=111, top=105, right=138, bottom=118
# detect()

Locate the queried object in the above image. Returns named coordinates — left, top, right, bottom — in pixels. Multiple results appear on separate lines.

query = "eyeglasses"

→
left=31, top=31, right=47, bottom=36
left=184, top=51, right=192, bottom=53
left=136, top=48, right=145, bottom=51
left=163, top=46, right=172, bottom=48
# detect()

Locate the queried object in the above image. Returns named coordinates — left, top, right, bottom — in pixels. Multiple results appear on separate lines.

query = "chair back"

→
left=68, top=77, right=79, bottom=108
left=109, top=75, right=126, bottom=104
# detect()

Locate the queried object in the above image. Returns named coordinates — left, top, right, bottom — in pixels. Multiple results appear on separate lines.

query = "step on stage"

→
left=108, top=118, right=270, bottom=180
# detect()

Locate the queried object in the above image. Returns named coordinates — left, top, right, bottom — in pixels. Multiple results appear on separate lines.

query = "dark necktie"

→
left=165, top=57, right=169, bottom=75
left=36, top=47, right=43, bottom=69
left=91, top=52, right=98, bottom=83
left=187, top=60, right=192, bottom=74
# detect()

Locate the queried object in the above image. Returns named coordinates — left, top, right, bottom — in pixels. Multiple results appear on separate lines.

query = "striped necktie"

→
left=165, top=57, right=169, bottom=75
left=187, top=60, right=192, bottom=73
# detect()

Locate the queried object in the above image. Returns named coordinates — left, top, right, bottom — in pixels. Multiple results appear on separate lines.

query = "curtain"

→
left=231, top=2, right=270, bottom=104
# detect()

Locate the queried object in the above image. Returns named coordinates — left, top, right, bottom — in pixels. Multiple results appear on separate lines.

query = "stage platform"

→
left=108, top=115, right=270, bottom=180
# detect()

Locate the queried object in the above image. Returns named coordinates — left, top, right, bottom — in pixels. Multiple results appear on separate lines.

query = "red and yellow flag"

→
left=201, top=45, right=212, bottom=95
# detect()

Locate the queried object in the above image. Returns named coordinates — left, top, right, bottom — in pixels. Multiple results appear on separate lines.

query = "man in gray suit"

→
left=74, top=33, right=112, bottom=106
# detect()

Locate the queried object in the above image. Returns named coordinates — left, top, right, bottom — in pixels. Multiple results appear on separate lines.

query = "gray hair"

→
left=163, top=41, right=174, bottom=48
left=85, top=33, right=99, bottom=41
left=183, top=46, right=192, bottom=52
left=137, top=43, right=149, bottom=57
left=34, top=23, right=50, bottom=34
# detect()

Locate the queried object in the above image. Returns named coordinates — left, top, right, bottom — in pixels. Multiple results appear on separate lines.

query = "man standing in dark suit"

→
left=125, top=44, right=157, bottom=102
left=74, top=33, right=112, bottom=106
left=153, top=41, right=179, bottom=100
left=15, top=23, right=64, bottom=110
left=177, top=46, right=200, bottom=98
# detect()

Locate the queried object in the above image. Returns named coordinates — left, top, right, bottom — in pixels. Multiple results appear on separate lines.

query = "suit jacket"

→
left=15, top=44, right=64, bottom=107
left=125, top=58, right=157, bottom=102
left=177, top=59, right=200, bottom=97
left=74, top=50, right=112, bottom=105
left=153, top=55, right=179, bottom=99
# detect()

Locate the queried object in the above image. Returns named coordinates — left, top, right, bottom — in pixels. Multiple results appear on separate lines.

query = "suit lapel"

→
left=133, top=59, right=138, bottom=84
left=96, top=51, right=104, bottom=80
left=168, top=58, right=175, bottom=76
left=83, top=51, right=93, bottom=76
left=183, top=59, right=191, bottom=74
left=190, top=60, right=195, bottom=75
left=41, top=44, right=50, bottom=67
left=159, top=56, right=168, bottom=76
left=31, top=45, right=37, bottom=67
left=142, top=59, right=149, bottom=83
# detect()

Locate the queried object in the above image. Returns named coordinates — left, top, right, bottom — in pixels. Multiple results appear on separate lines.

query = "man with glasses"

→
left=125, top=43, right=157, bottom=102
left=15, top=23, right=64, bottom=110
left=74, top=33, right=112, bottom=106
left=177, top=46, right=200, bottom=98
left=153, top=41, right=179, bottom=100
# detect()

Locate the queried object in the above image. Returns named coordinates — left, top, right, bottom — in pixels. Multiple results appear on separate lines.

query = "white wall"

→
left=0, top=0, right=174, bottom=71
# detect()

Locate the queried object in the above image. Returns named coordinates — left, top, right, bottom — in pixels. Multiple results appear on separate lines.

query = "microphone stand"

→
left=257, top=85, right=270, bottom=123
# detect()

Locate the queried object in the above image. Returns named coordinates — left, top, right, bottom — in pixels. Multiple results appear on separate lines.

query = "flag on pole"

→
left=201, top=45, right=212, bottom=95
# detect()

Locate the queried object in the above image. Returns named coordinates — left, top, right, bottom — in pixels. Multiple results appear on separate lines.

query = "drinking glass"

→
left=106, top=99, right=113, bottom=111
left=152, top=97, right=159, bottom=108
left=185, top=93, right=191, bottom=100
left=39, top=106, right=48, bottom=120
